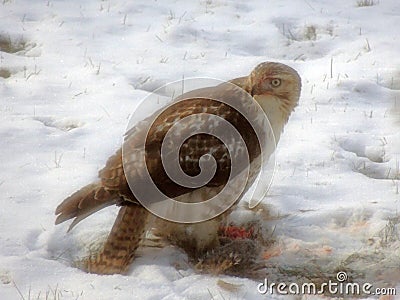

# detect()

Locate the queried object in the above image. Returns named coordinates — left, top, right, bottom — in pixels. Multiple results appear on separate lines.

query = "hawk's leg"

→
left=77, top=204, right=149, bottom=275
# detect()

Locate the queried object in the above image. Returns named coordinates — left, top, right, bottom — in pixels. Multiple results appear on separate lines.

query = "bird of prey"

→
left=55, top=62, right=301, bottom=274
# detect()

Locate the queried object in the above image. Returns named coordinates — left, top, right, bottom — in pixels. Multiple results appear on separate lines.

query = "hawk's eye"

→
left=271, top=78, right=281, bottom=87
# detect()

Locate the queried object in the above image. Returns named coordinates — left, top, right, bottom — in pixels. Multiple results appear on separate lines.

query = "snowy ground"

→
left=1, top=0, right=400, bottom=299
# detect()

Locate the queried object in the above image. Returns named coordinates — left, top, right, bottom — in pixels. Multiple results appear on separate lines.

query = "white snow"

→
left=0, top=0, right=399, bottom=299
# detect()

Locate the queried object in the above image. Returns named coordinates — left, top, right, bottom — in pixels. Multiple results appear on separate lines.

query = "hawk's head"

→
left=250, top=62, right=301, bottom=115
left=227, top=62, right=301, bottom=141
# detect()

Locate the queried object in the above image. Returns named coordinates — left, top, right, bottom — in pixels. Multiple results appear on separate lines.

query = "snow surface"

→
left=0, top=0, right=400, bottom=299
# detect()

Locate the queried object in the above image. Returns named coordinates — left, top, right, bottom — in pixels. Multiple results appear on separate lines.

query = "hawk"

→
left=55, top=62, right=301, bottom=274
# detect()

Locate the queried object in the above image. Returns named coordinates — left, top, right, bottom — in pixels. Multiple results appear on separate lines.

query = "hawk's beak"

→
left=250, top=87, right=255, bottom=97
left=250, top=83, right=260, bottom=96
left=251, top=82, right=272, bottom=97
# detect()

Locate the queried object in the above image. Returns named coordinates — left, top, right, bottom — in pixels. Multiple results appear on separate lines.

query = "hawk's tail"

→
left=79, top=205, right=149, bottom=274
left=55, top=183, right=118, bottom=231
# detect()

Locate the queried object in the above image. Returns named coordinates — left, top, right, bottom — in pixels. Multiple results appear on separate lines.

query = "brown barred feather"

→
left=78, top=205, right=149, bottom=274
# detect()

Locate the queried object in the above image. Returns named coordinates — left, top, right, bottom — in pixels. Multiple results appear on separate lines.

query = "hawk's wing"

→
left=55, top=79, right=267, bottom=230
left=100, top=80, right=264, bottom=203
